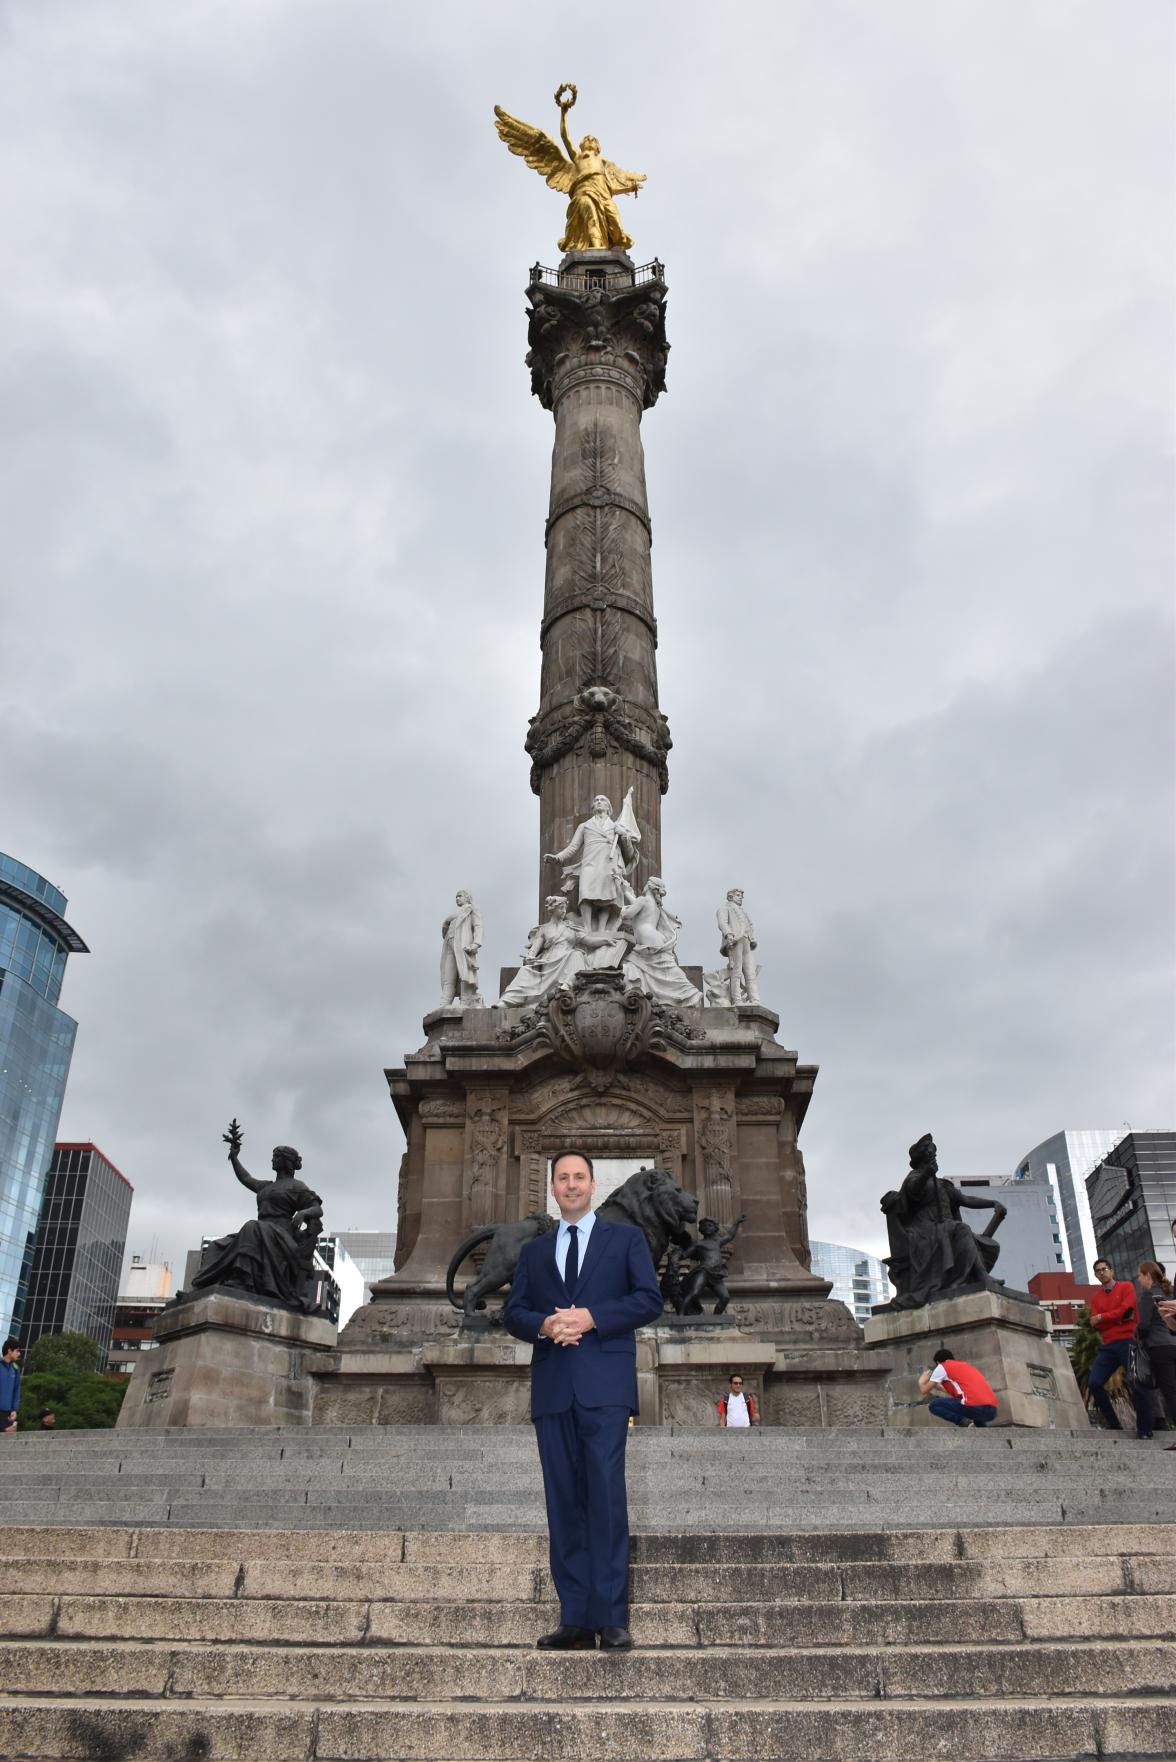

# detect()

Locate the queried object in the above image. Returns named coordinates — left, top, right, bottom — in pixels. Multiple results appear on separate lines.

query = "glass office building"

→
left=22, top=1143, right=133, bottom=1369
left=810, top=1240, right=892, bottom=1322
left=0, top=852, right=88, bottom=1335
left=1087, top=1132, right=1176, bottom=1273
left=1014, top=1129, right=1124, bottom=1283
left=334, top=1230, right=398, bottom=1300
left=954, top=1175, right=1064, bottom=1290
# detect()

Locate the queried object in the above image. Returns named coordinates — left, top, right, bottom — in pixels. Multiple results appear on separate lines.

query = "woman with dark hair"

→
left=1137, top=1261, right=1176, bottom=1449
left=190, top=1121, right=323, bottom=1310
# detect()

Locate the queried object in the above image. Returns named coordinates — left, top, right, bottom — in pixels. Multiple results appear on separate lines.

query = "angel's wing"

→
left=493, top=106, right=575, bottom=193
left=603, top=159, right=646, bottom=197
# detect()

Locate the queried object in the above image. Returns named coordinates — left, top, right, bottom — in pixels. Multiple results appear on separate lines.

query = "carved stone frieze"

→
left=377, top=1383, right=435, bottom=1425
left=312, top=1387, right=380, bottom=1427
left=657, top=1129, right=686, bottom=1182
left=728, top=1300, right=862, bottom=1342
left=544, top=1098, right=657, bottom=1133
left=340, top=1302, right=459, bottom=1346
left=658, top=1379, right=717, bottom=1428
left=465, top=1089, right=509, bottom=1230
left=694, top=1090, right=737, bottom=1226
left=518, top=1128, right=546, bottom=1215
left=823, top=1384, right=887, bottom=1426
left=394, top=1153, right=410, bottom=1270
left=513, top=1074, right=592, bottom=1121
left=610, top=1070, right=692, bottom=1117
left=735, top=1095, right=785, bottom=1119
left=419, top=1097, right=466, bottom=1123
left=434, top=1375, right=531, bottom=1427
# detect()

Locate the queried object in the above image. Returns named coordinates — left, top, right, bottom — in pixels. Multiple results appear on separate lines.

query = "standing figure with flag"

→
left=545, top=790, right=641, bottom=935
left=504, top=1149, right=663, bottom=1651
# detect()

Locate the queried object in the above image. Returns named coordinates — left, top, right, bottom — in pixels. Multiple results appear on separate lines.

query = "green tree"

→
left=1069, top=1305, right=1101, bottom=1393
left=23, top=1331, right=100, bottom=1377
left=1069, top=1304, right=1133, bottom=1429
left=19, top=1370, right=126, bottom=1431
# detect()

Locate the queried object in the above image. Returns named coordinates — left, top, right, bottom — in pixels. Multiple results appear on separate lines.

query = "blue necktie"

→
left=565, top=1224, right=579, bottom=1292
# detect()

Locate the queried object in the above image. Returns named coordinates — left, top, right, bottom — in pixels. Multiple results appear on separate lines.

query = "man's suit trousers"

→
left=534, top=1400, right=631, bottom=1629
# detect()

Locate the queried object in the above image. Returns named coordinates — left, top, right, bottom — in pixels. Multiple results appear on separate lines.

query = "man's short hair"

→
left=38, top=1408, right=53, bottom=1421
left=933, top=1347, right=953, bottom=1365
left=1, top=1338, right=19, bottom=1358
left=729, top=1373, right=743, bottom=1384
left=551, top=1149, right=594, bottom=1180
left=1093, top=1258, right=1111, bottom=1272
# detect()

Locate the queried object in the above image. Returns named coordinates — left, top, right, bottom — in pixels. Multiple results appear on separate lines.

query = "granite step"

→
left=0, top=1693, right=1173, bottom=1760
left=0, top=1518, right=1171, bottom=1761
left=3, top=1637, right=1174, bottom=1703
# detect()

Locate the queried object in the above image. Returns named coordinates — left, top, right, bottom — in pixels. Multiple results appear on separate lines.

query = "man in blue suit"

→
left=504, top=1149, right=663, bottom=1651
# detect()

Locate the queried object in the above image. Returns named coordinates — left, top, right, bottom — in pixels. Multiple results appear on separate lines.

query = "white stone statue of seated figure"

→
left=499, top=896, right=586, bottom=1007
left=619, top=878, right=701, bottom=1007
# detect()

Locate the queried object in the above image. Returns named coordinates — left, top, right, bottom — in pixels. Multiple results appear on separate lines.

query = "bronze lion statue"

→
left=445, top=1165, right=697, bottom=1319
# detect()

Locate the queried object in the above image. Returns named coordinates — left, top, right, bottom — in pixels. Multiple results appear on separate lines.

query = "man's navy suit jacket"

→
left=503, top=1218, right=663, bottom=1416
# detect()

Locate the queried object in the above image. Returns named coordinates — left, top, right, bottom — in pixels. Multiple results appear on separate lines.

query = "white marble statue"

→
left=439, top=889, right=484, bottom=1008
left=619, top=878, right=702, bottom=1007
left=711, top=887, right=760, bottom=1006
left=545, top=789, right=640, bottom=933
left=500, top=896, right=586, bottom=1006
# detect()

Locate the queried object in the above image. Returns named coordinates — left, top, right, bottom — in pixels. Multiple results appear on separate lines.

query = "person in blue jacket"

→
left=0, top=1338, right=23, bottom=1433
left=504, top=1149, right=662, bottom=1652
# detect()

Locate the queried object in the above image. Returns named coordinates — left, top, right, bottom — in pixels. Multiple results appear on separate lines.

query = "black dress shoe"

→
left=536, top=1624, right=596, bottom=1650
left=597, top=1626, right=633, bottom=1651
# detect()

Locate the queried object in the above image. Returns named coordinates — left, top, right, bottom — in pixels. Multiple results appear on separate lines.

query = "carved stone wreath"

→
left=526, top=693, right=671, bottom=794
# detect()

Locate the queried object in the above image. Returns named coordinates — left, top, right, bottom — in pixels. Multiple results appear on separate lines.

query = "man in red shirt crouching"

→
left=918, top=1349, right=998, bottom=1428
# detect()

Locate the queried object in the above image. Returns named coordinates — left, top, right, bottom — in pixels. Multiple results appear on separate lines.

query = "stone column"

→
left=523, top=251, right=672, bottom=919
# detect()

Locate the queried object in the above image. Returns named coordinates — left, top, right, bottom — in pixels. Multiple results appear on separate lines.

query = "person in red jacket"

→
left=1088, top=1257, right=1154, bottom=1439
left=918, top=1349, right=998, bottom=1427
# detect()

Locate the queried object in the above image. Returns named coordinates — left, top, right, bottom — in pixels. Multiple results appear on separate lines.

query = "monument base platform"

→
left=117, top=1291, right=337, bottom=1430
left=308, top=1302, right=892, bottom=1427
left=863, top=1290, right=1088, bottom=1429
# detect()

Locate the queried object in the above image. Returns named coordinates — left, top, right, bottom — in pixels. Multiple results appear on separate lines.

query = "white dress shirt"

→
left=555, top=1209, right=596, bottom=1282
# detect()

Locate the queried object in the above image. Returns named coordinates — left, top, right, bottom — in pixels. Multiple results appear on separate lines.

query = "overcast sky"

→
left=3, top=0, right=1172, bottom=1284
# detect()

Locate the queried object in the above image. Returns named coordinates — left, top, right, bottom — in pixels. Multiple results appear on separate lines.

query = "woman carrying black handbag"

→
left=1136, top=1261, right=1176, bottom=1450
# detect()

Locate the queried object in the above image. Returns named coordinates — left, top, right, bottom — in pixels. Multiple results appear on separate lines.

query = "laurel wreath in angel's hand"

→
left=554, top=83, right=577, bottom=112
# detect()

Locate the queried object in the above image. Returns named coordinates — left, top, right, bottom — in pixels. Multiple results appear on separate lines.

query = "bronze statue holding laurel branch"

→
left=189, top=1118, right=325, bottom=1311
left=494, top=83, right=646, bottom=253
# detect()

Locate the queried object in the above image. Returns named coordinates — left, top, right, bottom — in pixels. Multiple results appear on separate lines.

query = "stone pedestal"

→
left=311, top=1302, right=892, bottom=1430
left=117, top=1292, right=337, bottom=1430
left=862, top=1291, right=1088, bottom=1429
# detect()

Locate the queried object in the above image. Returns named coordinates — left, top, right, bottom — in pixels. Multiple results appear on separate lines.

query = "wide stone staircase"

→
left=0, top=1425, right=1172, bottom=1759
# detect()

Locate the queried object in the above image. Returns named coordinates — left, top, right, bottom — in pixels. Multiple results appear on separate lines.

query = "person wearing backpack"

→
left=716, top=1373, right=759, bottom=1426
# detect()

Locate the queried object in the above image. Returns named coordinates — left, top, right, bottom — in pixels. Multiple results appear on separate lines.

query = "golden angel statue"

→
left=494, top=83, right=646, bottom=254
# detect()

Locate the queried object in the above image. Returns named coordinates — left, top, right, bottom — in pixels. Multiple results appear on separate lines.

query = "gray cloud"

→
left=1, top=0, right=1171, bottom=1275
